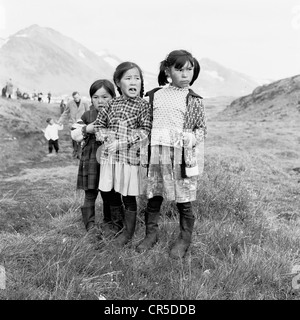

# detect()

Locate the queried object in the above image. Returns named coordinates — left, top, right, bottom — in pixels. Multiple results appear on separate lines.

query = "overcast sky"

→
left=1, top=0, right=300, bottom=80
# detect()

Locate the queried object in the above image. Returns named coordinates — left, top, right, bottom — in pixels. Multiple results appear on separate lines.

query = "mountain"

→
left=218, top=74, right=300, bottom=120
left=0, top=24, right=269, bottom=98
left=193, top=58, right=270, bottom=98
left=0, top=25, right=115, bottom=96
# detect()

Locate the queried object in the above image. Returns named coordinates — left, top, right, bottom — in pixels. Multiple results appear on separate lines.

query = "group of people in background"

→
left=1, top=79, right=52, bottom=103
left=47, top=49, right=207, bottom=259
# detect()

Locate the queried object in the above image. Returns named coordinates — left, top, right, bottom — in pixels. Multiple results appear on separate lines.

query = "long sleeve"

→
left=44, top=126, right=50, bottom=140
left=58, top=103, right=70, bottom=124
left=192, top=98, right=207, bottom=145
left=94, top=104, right=109, bottom=142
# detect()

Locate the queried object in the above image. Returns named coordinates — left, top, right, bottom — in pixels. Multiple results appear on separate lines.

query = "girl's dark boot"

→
left=114, top=209, right=137, bottom=247
left=81, top=206, right=95, bottom=231
left=169, top=203, right=195, bottom=259
left=100, top=201, right=116, bottom=238
left=109, top=205, right=124, bottom=235
left=136, top=207, right=160, bottom=253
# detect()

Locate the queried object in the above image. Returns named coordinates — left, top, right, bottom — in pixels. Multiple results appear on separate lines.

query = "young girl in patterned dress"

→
left=94, top=62, right=152, bottom=247
left=77, top=79, right=123, bottom=237
left=136, top=50, right=207, bottom=259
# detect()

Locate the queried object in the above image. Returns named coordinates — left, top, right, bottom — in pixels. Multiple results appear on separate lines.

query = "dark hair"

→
left=89, top=79, right=116, bottom=98
left=46, top=117, right=52, bottom=123
left=158, top=50, right=200, bottom=86
left=72, top=91, right=79, bottom=97
left=113, top=62, right=144, bottom=97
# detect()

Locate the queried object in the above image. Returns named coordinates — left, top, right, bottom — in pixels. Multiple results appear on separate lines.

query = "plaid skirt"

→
left=146, top=145, right=198, bottom=203
left=77, top=138, right=101, bottom=190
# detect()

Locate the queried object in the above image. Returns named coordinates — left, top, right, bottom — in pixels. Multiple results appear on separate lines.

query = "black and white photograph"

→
left=0, top=0, right=300, bottom=303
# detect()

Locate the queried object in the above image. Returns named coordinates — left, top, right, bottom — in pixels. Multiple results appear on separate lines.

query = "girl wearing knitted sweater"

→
left=136, top=50, right=207, bottom=259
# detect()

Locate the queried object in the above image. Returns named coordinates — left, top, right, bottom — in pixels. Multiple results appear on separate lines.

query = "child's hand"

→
left=106, top=140, right=118, bottom=153
left=182, top=132, right=196, bottom=148
left=86, top=123, right=95, bottom=134
left=86, top=122, right=102, bottom=134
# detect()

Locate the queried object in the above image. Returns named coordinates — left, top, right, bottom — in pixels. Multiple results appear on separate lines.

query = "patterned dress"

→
left=94, top=96, right=152, bottom=196
left=146, top=85, right=207, bottom=203
left=77, top=107, right=102, bottom=190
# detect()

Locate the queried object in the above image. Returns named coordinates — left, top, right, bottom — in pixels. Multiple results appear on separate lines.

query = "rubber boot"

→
left=100, top=201, right=116, bottom=238
left=169, top=203, right=195, bottom=259
left=110, top=205, right=124, bottom=235
left=136, top=207, right=160, bottom=253
left=114, top=209, right=137, bottom=247
left=81, top=206, right=95, bottom=231
left=102, top=201, right=112, bottom=224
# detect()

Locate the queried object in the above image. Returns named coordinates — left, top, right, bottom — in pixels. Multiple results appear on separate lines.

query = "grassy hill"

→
left=218, top=74, right=300, bottom=121
left=0, top=96, right=300, bottom=300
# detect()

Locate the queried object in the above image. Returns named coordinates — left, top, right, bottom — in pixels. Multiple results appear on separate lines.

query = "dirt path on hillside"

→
left=0, top=137, right=80, bottom=234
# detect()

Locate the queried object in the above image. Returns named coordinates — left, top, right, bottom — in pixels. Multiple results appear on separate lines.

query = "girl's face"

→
left=117, top=67, right=141, bottom=98
left=167, top=61, right=194, bottom=88
left=91, top=87, right=113, bottom=111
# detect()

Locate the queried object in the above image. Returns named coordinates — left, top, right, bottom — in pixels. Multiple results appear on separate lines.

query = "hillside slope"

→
left=218, top=74, right=300, bottom=120
left=194, top=58, right=266, bottom=98
left=0, top=97, right=72, bottom=175
left=0, top=25, right=115, bottom=96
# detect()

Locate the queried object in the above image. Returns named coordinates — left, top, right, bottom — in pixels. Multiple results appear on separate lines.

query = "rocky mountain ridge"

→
left=0, top=24, right=270, bottom=97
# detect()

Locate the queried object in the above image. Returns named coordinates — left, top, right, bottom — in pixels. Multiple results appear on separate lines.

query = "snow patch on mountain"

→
left=103, top=56, right=119, bottom=68
left=78, top=49, right=86, bottom=58
left=0, top=37, right=8, bottom=49
left=204, top=70, right=224, bottom=82
left=15, top=34, right=29, bottom=38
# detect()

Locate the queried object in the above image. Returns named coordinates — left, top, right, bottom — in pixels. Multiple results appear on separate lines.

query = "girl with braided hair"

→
left=136, top=50, right=207, bottom=259
left=94, top=62, right=152, bottom=247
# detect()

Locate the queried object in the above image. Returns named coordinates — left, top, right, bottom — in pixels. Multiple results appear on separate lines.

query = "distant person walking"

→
left=6, top=78, right=13, bottom=99
left=44, top=118, right=64, bottom=155
left=59, top=91, right=90, bottom=159
left=1, top=86, right=6, bottom=98
left=60, top=99, right=66, bottom=114
left=32, top=91, right=37, bottom=101
left=38, top=92, right=43, bottom=102
left=47, top=92, right=52, bottom=103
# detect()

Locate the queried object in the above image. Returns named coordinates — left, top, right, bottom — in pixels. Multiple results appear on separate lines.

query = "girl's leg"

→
left=100, top=189, right=123, bottom=237
left=136, top=196, right=163, bottom=252
left=53, top=139, right=59, bottom=153
left=81, top=189, right=98, bottom=231
left=122, top=195, right=137, bottom=212
left=48, top=140, right=53, bottom=153
left=114, top=195, right=137, bottom=247
left=169, top=201, right=195, bottom=259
